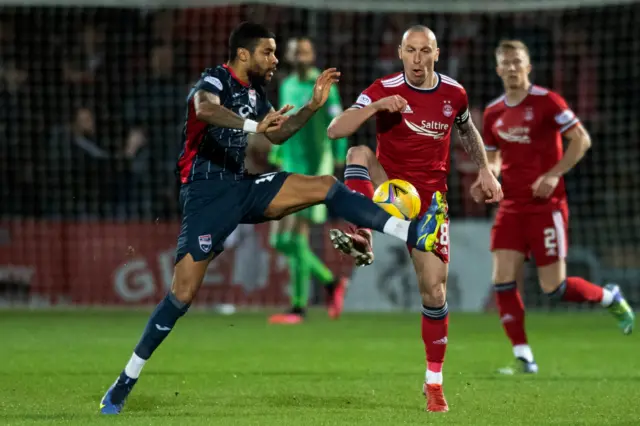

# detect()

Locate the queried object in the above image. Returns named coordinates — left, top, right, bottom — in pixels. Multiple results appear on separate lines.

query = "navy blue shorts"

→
left=175, top=172, right=290, bottom=263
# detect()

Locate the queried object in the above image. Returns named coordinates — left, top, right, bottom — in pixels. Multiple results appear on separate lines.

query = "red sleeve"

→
left=547, top=91, right=580, bottom=134
left=351, top=80, right=386, bottom=109
left=482, top=108, right=499, bottom=151
left=454, top=87, right=470, bottom=125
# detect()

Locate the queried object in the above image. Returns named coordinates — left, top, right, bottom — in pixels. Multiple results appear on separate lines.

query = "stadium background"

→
left=0, top=0, right=638, bottom=311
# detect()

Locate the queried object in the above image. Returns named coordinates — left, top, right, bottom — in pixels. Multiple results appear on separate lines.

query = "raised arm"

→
left=263, top=104, right=317, bottom=145
left=327, top=106, right=377, bottom=139
left=264, top=68, right=340, bottom=145
left=194, top=90, right=291, bottom=134
left=327, top=95, right=407, bottom=139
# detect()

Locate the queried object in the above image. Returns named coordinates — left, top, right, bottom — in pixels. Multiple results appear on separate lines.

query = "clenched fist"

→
left=372, top=95, right=408, bottom=113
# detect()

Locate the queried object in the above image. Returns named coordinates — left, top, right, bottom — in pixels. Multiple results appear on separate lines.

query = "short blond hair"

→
left=495, top=40, right=530, bottom=58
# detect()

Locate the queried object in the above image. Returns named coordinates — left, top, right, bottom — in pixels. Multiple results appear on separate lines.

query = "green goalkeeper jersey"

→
left=269, top=68, right=347, bottom=175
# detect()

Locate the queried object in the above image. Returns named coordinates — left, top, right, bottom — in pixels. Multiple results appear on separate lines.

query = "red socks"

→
left=494, top=282, right=528, bottom=347
left=421, top=304, right=449, bottom=384
left=556, top=277, right=604, bottom=303
left=344, top=165, right=374, bottom=199
left=344, top=165, right=375, bottom=233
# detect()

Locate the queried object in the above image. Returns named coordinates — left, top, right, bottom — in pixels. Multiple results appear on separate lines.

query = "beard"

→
left=248, top=68, right=268, bottom=87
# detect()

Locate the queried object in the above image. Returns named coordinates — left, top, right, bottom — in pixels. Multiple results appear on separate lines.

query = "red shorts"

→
left=406, top=190, right=450, bottom=264
left=490, top=205, right=569, bottom=267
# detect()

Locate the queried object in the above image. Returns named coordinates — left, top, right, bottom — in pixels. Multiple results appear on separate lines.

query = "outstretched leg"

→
left=529, top=208, right=634, bottom=335
left=332, top=146, right=389, bottom=265
left=263, top=173, right=445, bottom=254
left=539, top=262, right=634, bottom=335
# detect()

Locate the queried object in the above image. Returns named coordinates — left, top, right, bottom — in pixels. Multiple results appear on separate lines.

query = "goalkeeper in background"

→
left=268, top=37, right=349, bottom=324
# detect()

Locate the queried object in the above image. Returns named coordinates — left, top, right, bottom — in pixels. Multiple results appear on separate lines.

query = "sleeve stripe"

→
left=344, top=170, right=371, bottom=179
left=485, top=145, right=498, bottom=151
left=455, top=108, right=470, bottom=123
left=560, top=118, right=580, bottom=133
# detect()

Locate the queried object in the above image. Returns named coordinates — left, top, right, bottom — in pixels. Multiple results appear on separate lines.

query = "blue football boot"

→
left=100, top=371, right=137, bottom=415
left=413, top=191, right=447, bottom=252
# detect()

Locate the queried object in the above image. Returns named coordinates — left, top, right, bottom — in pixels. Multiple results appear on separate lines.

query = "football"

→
left=372, top=179, right=421, bottom=220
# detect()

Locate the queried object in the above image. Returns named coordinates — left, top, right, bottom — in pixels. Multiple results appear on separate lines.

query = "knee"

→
left=493, top=269, right=517, bottom=285
left=346, top=145, right=374, bottom=167
left=171, top=276, right=199, bottom=304
left=539, top=277, right=562, bottom=294
left=492, top=261, right=519, bottom=284
left=419, top=278, right=447, bottom=307
left=537, top=261, right=565, bottom=294
left=317, top=174, right=338, bottom=191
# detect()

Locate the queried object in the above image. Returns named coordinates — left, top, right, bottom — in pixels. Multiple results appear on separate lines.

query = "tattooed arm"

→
left=193, top=90, right=245, bottom=129
left=263, top=105, right=317, bottom=145
left=457, top=114, right=504, bottom=203
left=455, top=116, right=490, bottom=170
left=194, top=90, right=291, bottom=134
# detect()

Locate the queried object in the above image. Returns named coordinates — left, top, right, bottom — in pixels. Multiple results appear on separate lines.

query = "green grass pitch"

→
left=1, top=310, right=639, bottom=425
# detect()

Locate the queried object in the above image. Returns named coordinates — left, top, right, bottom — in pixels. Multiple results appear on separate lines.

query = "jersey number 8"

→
left=439, top=222, right=449, bottom=247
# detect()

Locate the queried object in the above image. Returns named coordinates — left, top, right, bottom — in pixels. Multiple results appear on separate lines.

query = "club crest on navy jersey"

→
left=248, top=89, right=257, bottom=108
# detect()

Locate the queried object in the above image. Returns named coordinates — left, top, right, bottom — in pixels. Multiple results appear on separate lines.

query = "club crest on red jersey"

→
left=442, top=100, right=453, bottom=117
left=524, top=107, right=534, bottom=121
left=248, top=89, right=257, bottom=108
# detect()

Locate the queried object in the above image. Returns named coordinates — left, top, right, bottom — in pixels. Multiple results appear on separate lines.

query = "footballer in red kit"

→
left=475, top=40, right=634, bottom=375
left=484, top=85, right=573, bottom=267
left=327, top=25, right=503, bottom=413
left=349, top=69, right=469, bottom=262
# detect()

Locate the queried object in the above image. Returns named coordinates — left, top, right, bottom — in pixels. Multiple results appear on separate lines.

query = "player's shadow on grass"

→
left=248, top=370, right=416, bottom=379
left=125, top=394, right=206, bottom=415
left=472, top=373, right=640, bottom=382
left=257, top=393, right=415, bottom=410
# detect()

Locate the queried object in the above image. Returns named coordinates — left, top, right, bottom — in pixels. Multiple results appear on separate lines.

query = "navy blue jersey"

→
left=177, top=65, right=272, bottom=183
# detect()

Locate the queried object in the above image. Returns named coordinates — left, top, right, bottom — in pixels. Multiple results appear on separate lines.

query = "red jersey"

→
left=483, top=85, right=580, bottom=213
left=352, top=72, right=469, bottom=195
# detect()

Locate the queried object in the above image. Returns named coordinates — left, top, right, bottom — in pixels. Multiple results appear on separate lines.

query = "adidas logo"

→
left=500, top=314, right=514, bottom=323
left=402, top=104, right=413, bottom=114
left=432, top=337, right=448, bottom=345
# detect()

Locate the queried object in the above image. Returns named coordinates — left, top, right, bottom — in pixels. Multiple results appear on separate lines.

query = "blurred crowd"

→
left=0, top=5, right=637, bottom=227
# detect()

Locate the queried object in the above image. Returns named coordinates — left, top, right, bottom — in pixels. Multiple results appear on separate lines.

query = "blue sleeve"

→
left=193, top=71, right=227, bottom=103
